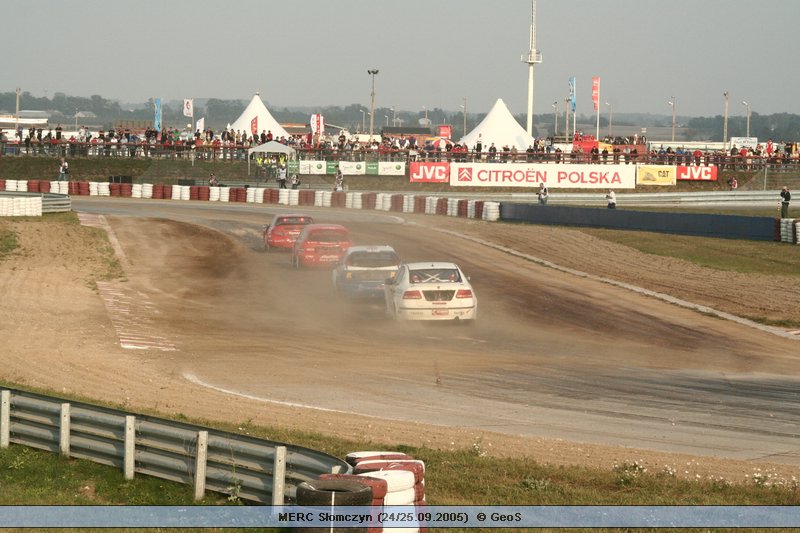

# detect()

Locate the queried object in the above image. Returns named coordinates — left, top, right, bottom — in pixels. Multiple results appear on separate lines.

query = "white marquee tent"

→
left=229, top=93, right=289, bottom=140
left=247, top=140, right=296, bottom=175
left=460, top=98, right=536, bottom=151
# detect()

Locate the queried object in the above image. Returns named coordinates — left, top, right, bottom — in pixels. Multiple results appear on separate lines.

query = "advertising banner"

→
left=287, top=160, right=299, bottom=174
left=301, top=160, right=328, bottom=175
left=379, top=162, right=406, bottom=176
left=437, top=125, right=452, bottom=138
left=338, top=161, right=366, bottom=175
left=676, top=165, right=718, bottom=181
left=250, top=116, right=258, bottom=135
left=636, top=165, right=676, bottom=186
left=730, top=136, right=758, bottom=149
left=409, top=162, right=450, bottom=183
left=592, top=76, right=600, bottom=111
left=310, top=114, right=324, bottom=134
left=569, top=77, right=576, bottom=112
left=182, top=98, right=194, bottom=118
left=366, top=161, right=379, bottom=175
left=448, top=163, right=636, bottom=189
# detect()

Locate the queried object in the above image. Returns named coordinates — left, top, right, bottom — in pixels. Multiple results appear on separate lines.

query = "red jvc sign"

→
left=409, top=162, right=449, bottom=183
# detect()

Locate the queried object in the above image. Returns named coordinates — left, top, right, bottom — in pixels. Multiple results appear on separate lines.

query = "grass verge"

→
left=0, top=222, right=19, bottom=260
left=579, top=227, right=800, bottom=277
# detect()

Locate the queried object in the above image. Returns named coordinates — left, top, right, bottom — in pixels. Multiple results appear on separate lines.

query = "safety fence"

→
left=0, top=388, right=350, bottom=503
left=4, top=139, right=800, bottom=170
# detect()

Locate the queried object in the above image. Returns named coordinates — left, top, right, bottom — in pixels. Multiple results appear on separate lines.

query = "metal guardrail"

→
left=0, top=191, right=71, bottom=213
left=0, top=388, right=350, bottom=503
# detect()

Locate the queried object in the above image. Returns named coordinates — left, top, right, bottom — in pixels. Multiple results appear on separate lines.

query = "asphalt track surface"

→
left=72, top=197, right=800, bottom=466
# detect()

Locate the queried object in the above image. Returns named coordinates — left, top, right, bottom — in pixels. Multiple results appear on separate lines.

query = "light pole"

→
left=359, top=109, right=366, bottom=133
left=723, top=92, right=729, bottom=150
left=460, top=98, right=467, bottom=137
left=521, top=0, right=542, bottom=136
left=551, top=101, right=558, bottom=137
left=605, top=102, right=613, bottom=138
left=391, top=106, right=396, bottom=127
left=564, top=96, right=570, bottom=142
left=668, top=97, right=676, bottom=142
left=15, top=87, right=21, bottom=136
left=384, top=115, right=389, bottom=126
left=742, top=100, right=751, bottom=137
left=367, top=69, right=379, bottom=140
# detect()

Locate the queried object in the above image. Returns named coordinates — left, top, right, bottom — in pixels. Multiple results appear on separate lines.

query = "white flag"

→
left=195, top=117, right=205, bottom=133
left=183, top=99, right=194, bottom=118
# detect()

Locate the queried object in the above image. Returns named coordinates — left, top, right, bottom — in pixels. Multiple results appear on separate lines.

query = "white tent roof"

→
left=460, top=98, right=536, bottom=151
left=229, top=93, right=289, bottom=139
left=247, top=140, right=296, bottom=156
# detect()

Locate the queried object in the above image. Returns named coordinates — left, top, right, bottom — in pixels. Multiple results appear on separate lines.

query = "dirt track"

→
left=2, top=197, right=800, bottom=484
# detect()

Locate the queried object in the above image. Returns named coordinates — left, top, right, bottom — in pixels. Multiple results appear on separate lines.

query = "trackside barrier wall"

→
left=0, top=191, right=70, bottom=214
left=779, top=219, right=799, bottom=243
left=0, top=388, right=350, bottom=504
left=500, top=203, right=778, bottom=241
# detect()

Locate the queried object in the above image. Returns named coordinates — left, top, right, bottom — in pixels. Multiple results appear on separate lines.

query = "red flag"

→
left=592, top=77, right=600, bottom=111
left=250, top=116, right=258, bottom=135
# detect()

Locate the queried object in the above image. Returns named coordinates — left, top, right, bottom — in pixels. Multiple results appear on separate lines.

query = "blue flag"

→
left=568, top=77, right=576, bottom=113
left=154, top=98, right=162, bottom=132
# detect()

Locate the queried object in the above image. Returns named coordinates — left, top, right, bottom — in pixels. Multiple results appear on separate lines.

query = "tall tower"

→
left=521, top=0, right=542, bottom=136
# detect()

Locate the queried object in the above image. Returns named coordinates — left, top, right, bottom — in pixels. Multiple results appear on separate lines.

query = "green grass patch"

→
left=579, top=228, right=800, bottom=277
left=0, top=223, right=19, bottom=260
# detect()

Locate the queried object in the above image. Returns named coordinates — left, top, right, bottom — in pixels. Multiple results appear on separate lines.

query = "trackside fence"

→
left=0, top=388, right=350, bottom=503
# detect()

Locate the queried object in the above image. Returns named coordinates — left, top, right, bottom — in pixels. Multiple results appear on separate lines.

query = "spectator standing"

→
left=57, top=158, right=69, bottom=181
left=291, top=174, right=300, bottom=189
left=780, top=186, right=791, bottom=218
left=537, top=183, right=549, bottom=205
left=606, top=189, right=616, bottom=209
left=277, top=165, right=287, bottom=188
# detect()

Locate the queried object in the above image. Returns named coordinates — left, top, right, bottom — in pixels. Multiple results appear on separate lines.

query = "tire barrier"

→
left=0, top=179, right=5, bottom=191
left=345, top=451, right=414, bottom=467
left=779, top=219, right=799, bottom=243
left=7, top=174, right=500, bottom=223
left=0, top=196, right=43, bottom=217
left=482, top=201, right=501, bottom=221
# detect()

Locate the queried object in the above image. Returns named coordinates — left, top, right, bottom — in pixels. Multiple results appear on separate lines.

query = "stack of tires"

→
left=482, top=201, right=501, bottom=221
left=779, top=218, right=798, bottom=243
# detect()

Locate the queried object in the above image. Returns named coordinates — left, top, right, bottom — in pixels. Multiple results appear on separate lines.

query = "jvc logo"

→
left=410, top=163, right=449, bottom=182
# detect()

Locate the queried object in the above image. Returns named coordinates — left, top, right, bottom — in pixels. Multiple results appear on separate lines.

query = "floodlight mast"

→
left=368, top=69, right=379, bottom=141
left=521, top=0, right=542, bottom=136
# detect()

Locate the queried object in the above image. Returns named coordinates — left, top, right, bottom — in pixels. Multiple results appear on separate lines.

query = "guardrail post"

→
left=271, top=445, right=287, bottom=505
left=194, top=431, right=208, bottom=501
left=124, top=416, right=135, bottom=480
left=59, top=403, right=71, bottom=457
left=0, top=391, right=9, bottom=448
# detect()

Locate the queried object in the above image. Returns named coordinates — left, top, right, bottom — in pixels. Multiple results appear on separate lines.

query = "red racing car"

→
left=263, top=214, right=313, bottom=251
left=291, top=224, right=353, bottom=268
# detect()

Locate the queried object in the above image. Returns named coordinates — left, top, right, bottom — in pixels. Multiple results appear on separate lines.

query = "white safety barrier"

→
left=142, top=183, right=153, bottom=199
left=376, top=193, right=391, bottom=211
left=50, top=181, right=60, bottom=193
left=5, top=180, right=18, bottom=192
left=131, top=184, right=143, bottom=198
left=16, top=180, right=28, bottom=192
left=287, top=189, right=300, bottom=206
left=209, top=186, right=220, bottom=202
left=320, top=191, right=333, bottom=208
left=482, top=201, right=501, bottom=221
left=59, top=182, right=69, bottom=194
left=345, top=192, right=357, bottom=209
left=796, top=221, right=800, bottom=245
left=180, top=185, right=190, bottom=201
left=467, top=200, right=476, bottom=219
left=446, top=198, right=460, bottom=217
left=425, top=196, right=438, bottom=214
left=403, top=195, right=415, bottom=213
left=89, top=182, right=99, bottom=196
left=779, top=218, right=798, bottom=243
left=277, top=189, right=290, bottom=205
left=0, top=197, right=43, bottom=217
left=170, top=185, right=182, bottom=200
left=97, top=182, right=111, bottom=197
left=254, top=187, right=265, bottom=204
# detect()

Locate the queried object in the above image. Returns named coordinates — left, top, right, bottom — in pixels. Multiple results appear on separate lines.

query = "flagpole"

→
left=595, top=83, right=600, bottom=140
left=191, top=100, right=195, bottom=168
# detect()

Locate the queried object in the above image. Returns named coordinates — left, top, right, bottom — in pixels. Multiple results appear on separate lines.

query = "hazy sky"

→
left=5, top=0, right=799, bottom=118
